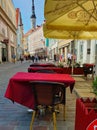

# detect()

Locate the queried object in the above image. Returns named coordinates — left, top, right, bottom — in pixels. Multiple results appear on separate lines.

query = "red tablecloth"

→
left=28, top=67, right=72, bottom=74
left=4, top=72, right=75, bottom=109
left=28, top=67, right=84, bottom=75
left=83, top=63, right=95, bottom=67
left=28, top=67, right=64, bottom=73
left=30, top=63, right=56, bottom=67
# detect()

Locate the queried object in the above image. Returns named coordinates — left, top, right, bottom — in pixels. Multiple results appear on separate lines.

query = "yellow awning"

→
left=58, top=39, right=73, bottom=48
left=44, top=0, right=97, bottom=31
left=43, top=23, right=97, bottom=39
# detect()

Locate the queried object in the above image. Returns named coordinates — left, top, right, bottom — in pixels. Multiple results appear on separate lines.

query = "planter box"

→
left=73, top=67, right=84, bottom=75
left=62, top=67, right=84, bottom=75
left=75, top=98, right=97, bottom=130
left=62, top=67, right=72, bottom=74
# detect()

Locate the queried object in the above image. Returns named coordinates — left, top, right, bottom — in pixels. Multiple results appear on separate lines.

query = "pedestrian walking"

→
left=34, top=54, right=38, bottom=62
left=12, top=53, right=16, bottom=64
left=20, top=54, right=24, bottom=63
left=31, top=55, right=35, bottom=62
left=54, top=54, right=56, bottom=61
left=67, top=52, right=72, bottom=66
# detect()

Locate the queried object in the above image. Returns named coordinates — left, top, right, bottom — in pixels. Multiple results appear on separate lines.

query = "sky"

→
left=13, top=0, right=45, bottom=33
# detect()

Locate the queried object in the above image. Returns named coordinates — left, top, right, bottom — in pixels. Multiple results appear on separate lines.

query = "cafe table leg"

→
left=53, top=112, right=57, bottom=130
left=30, top=110, right=36, bottom=130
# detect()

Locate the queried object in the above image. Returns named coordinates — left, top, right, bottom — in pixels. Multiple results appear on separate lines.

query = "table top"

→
left=9, top=72, right=75, bottom=84
left=4, top=72, right=75, bottom=109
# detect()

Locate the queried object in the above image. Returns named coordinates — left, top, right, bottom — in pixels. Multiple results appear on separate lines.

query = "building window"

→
left=80, top=44, right=83, bottom=59
left=2, top=28, right=5, bottom=36
left=87, top=48, right=90, bottom=54
left=95, top=43, right=97, bottom=59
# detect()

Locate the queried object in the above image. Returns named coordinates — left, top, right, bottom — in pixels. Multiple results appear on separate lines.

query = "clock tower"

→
left=31, top=0, right=36, bottom=29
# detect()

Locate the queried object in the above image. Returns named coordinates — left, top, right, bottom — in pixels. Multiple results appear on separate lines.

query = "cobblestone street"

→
left=0, top=61, right=93, bottom=130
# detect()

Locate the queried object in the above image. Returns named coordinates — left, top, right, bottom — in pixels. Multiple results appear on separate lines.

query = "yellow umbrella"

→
left=44, top=0, right=97, bottom=32
left=43, top=23, right=97, bottom=39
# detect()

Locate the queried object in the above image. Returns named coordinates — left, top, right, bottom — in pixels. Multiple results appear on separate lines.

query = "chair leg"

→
left=55, top=104, right=60, bottom=113
left=30, top=110, right=36, bottom=130
left=63, top=105, right=65, bottom=121
left=53, top=112, right=57, bottom=130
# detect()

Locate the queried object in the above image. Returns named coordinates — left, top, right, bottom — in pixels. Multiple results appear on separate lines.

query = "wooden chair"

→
left=29, top=81, right=65, bottom=130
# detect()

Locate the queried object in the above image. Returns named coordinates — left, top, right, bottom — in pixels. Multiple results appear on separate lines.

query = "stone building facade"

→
left=0, top=0, right=17, bottom=63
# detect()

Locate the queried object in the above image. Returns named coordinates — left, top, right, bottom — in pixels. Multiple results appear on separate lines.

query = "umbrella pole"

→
left=72, top=61, right=74, bottom=75
left=71, top=40, right=75, bottom=75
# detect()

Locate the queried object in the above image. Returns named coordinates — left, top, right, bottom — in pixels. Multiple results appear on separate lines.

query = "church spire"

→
left=31, top=0, right=36, bottom=29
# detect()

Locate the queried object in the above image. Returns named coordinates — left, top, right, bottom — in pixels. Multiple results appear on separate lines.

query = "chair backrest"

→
left=35, top=69, right=56, bottom=73
left=30, top=63, right=56, bottom=67
left=30, top=81, right=64, bottom=108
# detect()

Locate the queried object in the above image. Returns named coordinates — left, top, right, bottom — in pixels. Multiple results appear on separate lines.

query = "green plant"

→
left=92, top=77, right=97, bottom=95
left=57, top=62, right=64, bottom=68
left=74, top=62, right=80, bottom=67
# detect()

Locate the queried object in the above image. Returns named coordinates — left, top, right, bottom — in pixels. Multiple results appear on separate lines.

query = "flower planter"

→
left=73, top=67, right=84, bottom=75
left=62, top=67, right=72, bottom=74
left=75, top=98, right=97, bottom=130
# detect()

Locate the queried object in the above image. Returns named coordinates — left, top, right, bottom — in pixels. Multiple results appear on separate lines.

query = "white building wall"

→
left=83, top=40, right=87, bottom=63
left=48, top=39, right=57, bottom=59
left=76, top=40, right=80, bottom=63
left=76, top=40, right=88, bottom=64
left=90, top=40, right=96, bottom=63
left=76, top=40, right=96, bottom=65
left=28, top=26, right=44, bottom=55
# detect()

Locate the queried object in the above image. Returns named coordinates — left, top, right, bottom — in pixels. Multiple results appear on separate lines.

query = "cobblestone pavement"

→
left=0, top=61, right=93, bottom=130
